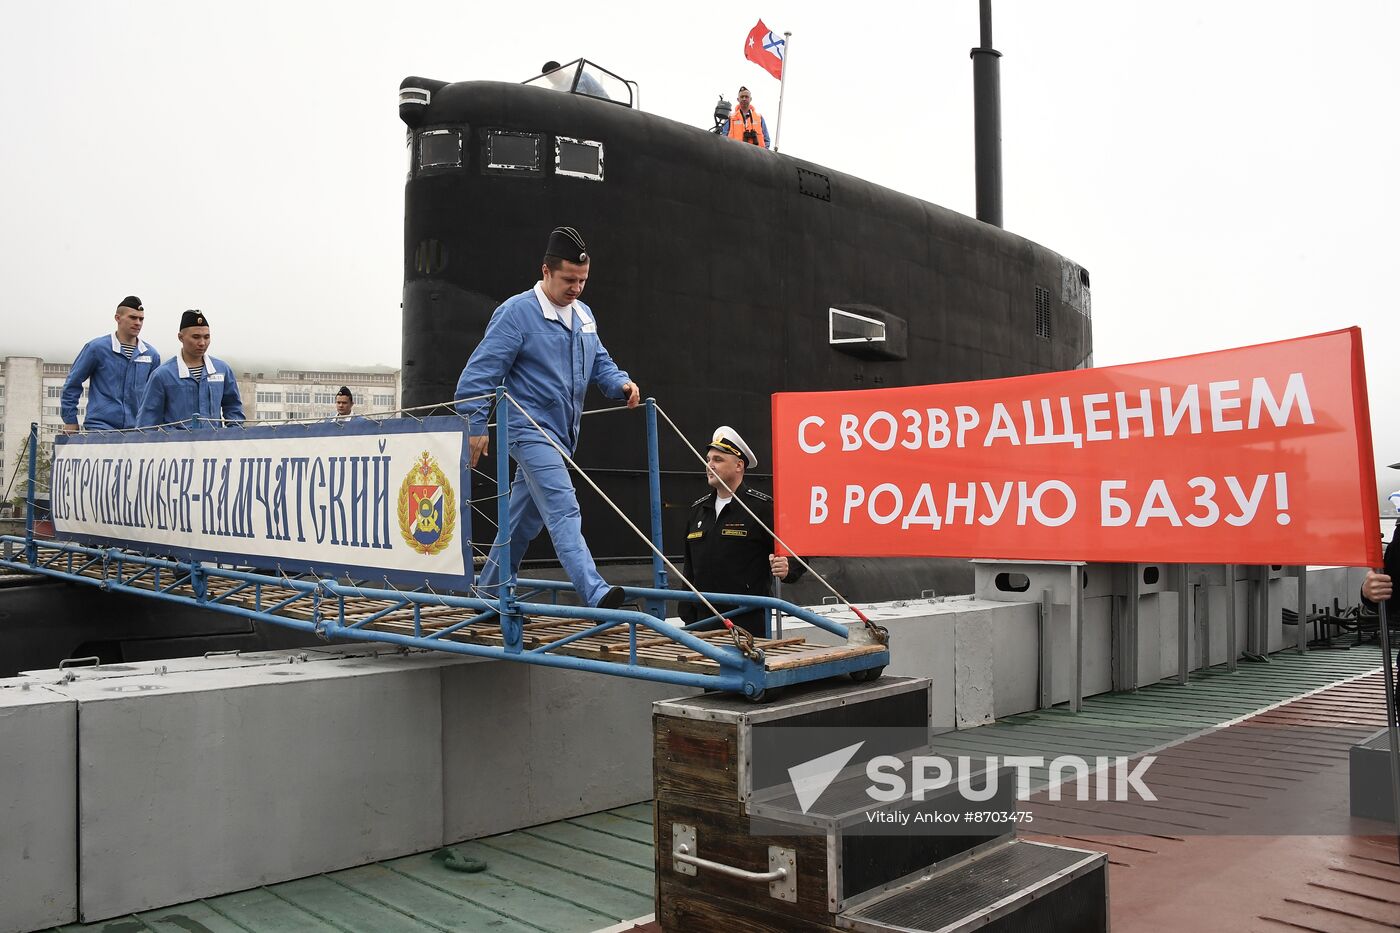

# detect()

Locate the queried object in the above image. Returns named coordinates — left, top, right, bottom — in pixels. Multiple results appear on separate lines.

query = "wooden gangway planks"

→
left=31, top=545, right=884, bottom=679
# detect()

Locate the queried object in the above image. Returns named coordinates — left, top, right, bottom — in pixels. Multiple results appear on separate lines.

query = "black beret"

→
left=179, top=309, right=208, bottom=329
left=118, top=296, right=143, bottom=311
left=337, top=386, right=354, bottom=401
left=545, top=226, right=589, bottom=264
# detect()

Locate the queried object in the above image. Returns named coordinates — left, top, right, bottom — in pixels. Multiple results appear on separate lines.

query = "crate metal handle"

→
left=673, top=844, right=787, bottom=883
left=671, top=823, right=796, bottom=902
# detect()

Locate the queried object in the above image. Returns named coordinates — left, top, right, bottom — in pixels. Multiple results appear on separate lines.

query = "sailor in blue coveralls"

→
left=455, top=227, right=639, bottom=609
left=61, top=296, right=161, bottom=433
left=136, top=310, right=245, bottom=429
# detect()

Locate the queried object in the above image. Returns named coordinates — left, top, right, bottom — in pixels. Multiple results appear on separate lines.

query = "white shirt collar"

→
left=176, top=354, right=219, bottom=379
left=533, top=282, right=593, bottom=327
left=110, top=333, right=149, bottom=355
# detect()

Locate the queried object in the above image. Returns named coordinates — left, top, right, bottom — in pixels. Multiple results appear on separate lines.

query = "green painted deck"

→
left=47, top=643, right=1388, bottom=933
left=51, top=804, right=656, bottom=933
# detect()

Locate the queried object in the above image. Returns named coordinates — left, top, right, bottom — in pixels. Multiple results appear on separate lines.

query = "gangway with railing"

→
left=0, top=390, right=889, bottom=699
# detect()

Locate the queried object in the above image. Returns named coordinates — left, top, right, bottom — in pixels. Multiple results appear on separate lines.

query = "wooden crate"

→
left=652, top=678, right=934, bottom=931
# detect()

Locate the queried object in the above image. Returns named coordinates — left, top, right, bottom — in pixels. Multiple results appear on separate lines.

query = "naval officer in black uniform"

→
left=680, top=426, right=804, bottom=635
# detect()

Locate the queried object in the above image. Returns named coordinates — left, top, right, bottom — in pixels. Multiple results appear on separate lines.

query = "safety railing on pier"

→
left=1, top=391, right=889, bottom=698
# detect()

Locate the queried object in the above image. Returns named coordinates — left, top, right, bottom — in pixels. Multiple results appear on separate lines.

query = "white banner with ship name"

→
left=49, top=417, right=472, bottom=587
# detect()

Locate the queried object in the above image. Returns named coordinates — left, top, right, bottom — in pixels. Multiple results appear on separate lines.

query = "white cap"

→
left=708, top=426, right=757, bottom=469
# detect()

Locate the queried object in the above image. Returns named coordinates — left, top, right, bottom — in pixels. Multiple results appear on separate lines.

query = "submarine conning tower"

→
left=396, top=64, right=1092, bottom=567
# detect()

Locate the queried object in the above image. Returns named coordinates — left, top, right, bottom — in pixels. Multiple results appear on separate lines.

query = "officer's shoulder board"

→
left=742, top=488, right=773, bottom=502
left=690, top=494, right=711, bottom=508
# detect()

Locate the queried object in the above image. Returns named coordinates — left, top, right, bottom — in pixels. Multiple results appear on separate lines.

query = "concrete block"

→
left=986, top=601, right=1038, bottom=718
left=1036, top=596, right=1111, bottom=703
left=527, top=665, right=686, bottom=824
left=954, top=607, right=995, bottom=729
left=1135, top=593, right=1164, bottom=684
left=1267, top=577, right=1297, bottom=652
left=790, top=600, right=958, bottom=728
left=442, top=652, right=688, bottom=840
left=1080, top=597, right=1113, bottom=697
left=1144, top=591, right=1183, bottom=682
left=54, top=656, right=447, bottom=921
left=440, top=658, right=537, bottom=841
left=801, top=597, right=1063, bottom=721
left=440, top=655, right=691, bottom=843
left=1202, top=579, right=1249, bottom=666
left=0, top=681, right=77, bottom=933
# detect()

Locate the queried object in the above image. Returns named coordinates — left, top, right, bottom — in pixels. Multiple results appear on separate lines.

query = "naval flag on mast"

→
left=744, top=20, right=786, bottom=79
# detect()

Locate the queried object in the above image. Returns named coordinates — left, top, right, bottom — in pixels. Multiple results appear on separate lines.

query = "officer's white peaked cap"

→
left=708, top=426, right=757, bottom=469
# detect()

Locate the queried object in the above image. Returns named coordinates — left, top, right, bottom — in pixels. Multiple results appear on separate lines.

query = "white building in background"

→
left=0, top=357, right=400, bottom=498
left=0, top=358, right=77, bottom=502
left=242, top=369, right=401, bottom=424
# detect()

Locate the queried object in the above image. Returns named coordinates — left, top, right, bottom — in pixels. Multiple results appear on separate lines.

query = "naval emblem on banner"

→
left=400, top=451, right=456, bottom=555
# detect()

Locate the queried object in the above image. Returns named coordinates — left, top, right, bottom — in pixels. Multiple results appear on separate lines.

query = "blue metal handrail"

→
left=1, top=390, right=889, bottom=696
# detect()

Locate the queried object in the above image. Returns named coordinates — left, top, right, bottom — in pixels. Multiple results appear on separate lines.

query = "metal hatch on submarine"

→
left=397, top=56, right=1093, bottom=602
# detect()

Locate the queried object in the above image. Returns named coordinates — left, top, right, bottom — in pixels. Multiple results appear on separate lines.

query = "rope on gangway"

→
left=497, top=394, right=763, bottom=660
left=411, top=388, right=882, bottom=651
left=38, top=385, right=881, bottom=647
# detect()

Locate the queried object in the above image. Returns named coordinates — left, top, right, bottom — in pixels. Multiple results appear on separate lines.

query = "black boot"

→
left=597, top=585, right=626, bottom=610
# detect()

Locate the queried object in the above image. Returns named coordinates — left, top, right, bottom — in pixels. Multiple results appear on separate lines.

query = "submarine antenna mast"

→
left=971, top=0, right=1004, bottom=227
left=772, top=31, right=793, bottom=153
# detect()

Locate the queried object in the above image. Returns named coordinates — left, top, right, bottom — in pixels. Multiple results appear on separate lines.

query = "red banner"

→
left=772, top=329, right=1381, bottom=566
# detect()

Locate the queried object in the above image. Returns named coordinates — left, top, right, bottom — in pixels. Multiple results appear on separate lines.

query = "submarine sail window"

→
left=484, top=130, right=542, bottom=174
left=829, top=306, right=908, bottom=361
left=418, top=129, right=463, bottom=169
left=523, top=59, right=635, bottom=108
left=830, top=308, right=885, bottom=345
left=555, top=136, right=603, bottom=181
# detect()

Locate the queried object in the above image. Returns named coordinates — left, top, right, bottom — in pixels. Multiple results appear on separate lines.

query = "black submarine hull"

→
left=0, top=573, right=320, bottom=678
left=399, top=78, right=1092, bottom=594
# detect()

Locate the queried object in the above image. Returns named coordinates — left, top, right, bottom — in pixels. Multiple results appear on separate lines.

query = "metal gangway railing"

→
left=0, top=390, right=889, bottom=699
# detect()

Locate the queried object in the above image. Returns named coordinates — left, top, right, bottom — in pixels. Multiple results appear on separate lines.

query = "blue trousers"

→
left=476, top=439, right=609, bottom=606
